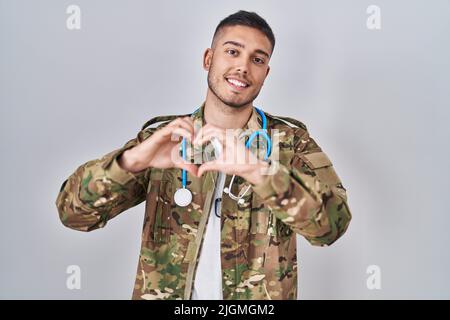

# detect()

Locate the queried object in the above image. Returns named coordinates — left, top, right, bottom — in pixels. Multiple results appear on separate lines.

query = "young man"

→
left=56, top=10, right=351, bottom=300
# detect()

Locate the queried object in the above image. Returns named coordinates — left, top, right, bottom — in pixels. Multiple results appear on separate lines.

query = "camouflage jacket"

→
left=56, top=104, right=352, bottom=300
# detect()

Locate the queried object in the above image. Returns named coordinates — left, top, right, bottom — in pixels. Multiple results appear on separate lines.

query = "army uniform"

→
left=56, top=104, right=352, bottom=300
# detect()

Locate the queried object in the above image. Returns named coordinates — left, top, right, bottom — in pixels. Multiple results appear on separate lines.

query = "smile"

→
left=225, top=77, right=250, bottom=90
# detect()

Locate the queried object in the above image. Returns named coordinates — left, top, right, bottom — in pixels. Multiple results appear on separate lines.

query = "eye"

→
left=226, top=49, right=237, bottom=55
left=253, top=57, right=265, bottom=64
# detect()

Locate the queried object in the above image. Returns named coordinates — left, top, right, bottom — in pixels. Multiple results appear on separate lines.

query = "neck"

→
left=203, top=89, right=253, bottom=129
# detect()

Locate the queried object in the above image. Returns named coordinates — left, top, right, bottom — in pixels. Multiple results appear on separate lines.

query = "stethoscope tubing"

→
left=180, top=107, right=270, bottom=190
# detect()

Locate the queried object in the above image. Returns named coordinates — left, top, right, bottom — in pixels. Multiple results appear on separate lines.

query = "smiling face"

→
left=203, top=25, right=272, bottom=109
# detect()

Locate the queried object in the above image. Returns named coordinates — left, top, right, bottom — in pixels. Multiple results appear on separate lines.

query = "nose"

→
left=236, top=55, right=250, bottom=74
left=237, top=67, right=248, bottom=74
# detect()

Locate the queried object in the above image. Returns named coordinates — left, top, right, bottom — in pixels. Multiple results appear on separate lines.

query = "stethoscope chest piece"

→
left=174, top=188, right=192, bottom=207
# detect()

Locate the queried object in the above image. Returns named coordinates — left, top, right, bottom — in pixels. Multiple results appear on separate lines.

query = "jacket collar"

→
left=190, top=102, right=263, bottom=132
left=189, top=102, right=268, bottom=170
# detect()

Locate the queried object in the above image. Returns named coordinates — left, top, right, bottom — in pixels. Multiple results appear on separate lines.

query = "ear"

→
left=203, top=48, right=213, bottom=71
left=261, top=65, right=271, bottom=86
left=265, top=65, right=271, bottom=77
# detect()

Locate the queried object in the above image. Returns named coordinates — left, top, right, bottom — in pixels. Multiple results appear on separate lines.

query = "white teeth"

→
left=227, top=78, right=247, bottom=88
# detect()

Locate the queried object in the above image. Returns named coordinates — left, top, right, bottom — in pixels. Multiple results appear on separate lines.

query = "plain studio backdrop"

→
left=1, top=0, right=449, bottom=299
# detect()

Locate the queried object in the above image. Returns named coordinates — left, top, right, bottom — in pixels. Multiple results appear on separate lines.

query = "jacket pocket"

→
left=300, top=151, right=342, bottom=187
left=153, top=180, right=173, bottom=244
left=250, top=209, right=270, bottom=234
left=142, top=177, right=173, bottom=244
left=142, top=180, right=159, bottom=242
left=248, top=209, right=271, bottom=270
left=136, top=236, right=190, bottom=300
left=248, top=194, right=272, bottom=260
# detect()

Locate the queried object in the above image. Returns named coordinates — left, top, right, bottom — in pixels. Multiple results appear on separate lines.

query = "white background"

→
left=1, top=0, right=449, bottom=299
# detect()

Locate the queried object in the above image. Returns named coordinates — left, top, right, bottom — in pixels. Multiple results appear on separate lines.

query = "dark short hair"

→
left=212, top=10, right=275, bottom=55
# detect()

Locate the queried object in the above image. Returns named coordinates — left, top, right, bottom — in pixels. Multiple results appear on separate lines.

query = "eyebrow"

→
left=222, top=40, right=270, bottom=59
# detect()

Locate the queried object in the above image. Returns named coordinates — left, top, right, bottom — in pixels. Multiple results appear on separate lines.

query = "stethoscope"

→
left=173, top=107, right=272, bottom=207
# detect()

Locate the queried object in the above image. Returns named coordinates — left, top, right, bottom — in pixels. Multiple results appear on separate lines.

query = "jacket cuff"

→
left=105, top=152, right=141, bottom=185
left=251, top=163, right=291, bottom=200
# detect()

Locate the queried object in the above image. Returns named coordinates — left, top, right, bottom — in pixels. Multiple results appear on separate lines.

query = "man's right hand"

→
left=118, top=117, right=198, bottom=176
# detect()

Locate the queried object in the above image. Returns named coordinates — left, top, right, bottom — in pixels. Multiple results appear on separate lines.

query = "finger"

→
left=166, top=117, right=195, bottom=137
left=197, top=160, right=220, bottom=177
left=177, top=117, right=195, bottom=133
left=161, top=122, right=194, bottom=141
left=178, top=117, right=195, bottom=134
left=194, top=127, right=226, bottom=146
left=176, top=118, right=195, bottom=141
left=195, top=133, right=226, bottom=151
left=171, top=148, right=198, bottom=176
left=176, top=162, right=199, bottom=177
left=192, top=125, right=206, bottom=145
left=166, top=127, right=193, bottom=142
left=193, top=124, right=220, bottom=145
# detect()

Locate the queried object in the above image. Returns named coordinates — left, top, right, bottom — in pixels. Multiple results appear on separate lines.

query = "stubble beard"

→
left=207, top=64, right=261, bottom=109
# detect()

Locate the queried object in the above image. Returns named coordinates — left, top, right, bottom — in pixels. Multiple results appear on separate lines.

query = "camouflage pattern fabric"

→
left=56, top=103, right=352, bottom=300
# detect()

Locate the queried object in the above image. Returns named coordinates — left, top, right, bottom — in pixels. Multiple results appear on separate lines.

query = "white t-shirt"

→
left=191, top=172, right=226, bottom=300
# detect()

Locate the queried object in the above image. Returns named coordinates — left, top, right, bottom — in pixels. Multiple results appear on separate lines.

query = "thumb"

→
left=197, top=160, right=219, bottom=178
left=170, top=143, right=198, bottom=176
left=176, top=162, right=198, bottom=177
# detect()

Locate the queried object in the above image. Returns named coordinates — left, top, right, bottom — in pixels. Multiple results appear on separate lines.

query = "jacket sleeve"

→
left=252, top=127, right=352, bottom=246
left=55, top=129, right=154, bottom=232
